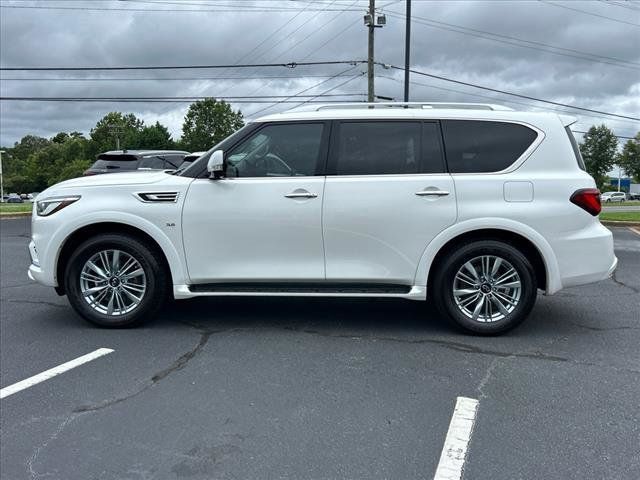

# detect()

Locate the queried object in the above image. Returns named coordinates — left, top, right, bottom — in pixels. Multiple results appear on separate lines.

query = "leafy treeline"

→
left=579, top=126, right=639, bottom=189
left=1, top=99, right=243, bottom=193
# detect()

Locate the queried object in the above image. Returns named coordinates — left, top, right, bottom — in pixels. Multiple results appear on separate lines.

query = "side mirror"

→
left=207, top=150, right=224, bottom=179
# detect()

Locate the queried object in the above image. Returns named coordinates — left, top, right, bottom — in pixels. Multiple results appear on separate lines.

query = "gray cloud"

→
left=1, top=0, right=639, bottom=147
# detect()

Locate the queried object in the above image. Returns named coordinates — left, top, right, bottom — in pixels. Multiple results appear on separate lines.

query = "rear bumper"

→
left=551, top=222, right=617, bottom=291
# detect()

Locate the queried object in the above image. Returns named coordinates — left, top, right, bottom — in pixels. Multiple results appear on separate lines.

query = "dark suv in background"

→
left=83, top=150, right=189, bottom=176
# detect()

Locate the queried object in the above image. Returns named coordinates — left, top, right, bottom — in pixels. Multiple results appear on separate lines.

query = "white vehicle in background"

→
left=28, top=102, right=617, bottom=335
left=600, top=191, right=627, bottom=203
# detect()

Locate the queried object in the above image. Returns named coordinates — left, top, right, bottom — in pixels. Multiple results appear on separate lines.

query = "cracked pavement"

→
left=1, top=217, right=639, bottom=479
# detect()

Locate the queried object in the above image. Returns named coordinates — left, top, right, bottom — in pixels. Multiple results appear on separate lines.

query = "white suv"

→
left=601, top=191, right=627, bottom=203
left=28, top=103, right=617, bottom=334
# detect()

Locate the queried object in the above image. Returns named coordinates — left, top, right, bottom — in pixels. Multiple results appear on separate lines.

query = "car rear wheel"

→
left=432, top=240, right=538, bottom=335
left=65, top=234, right=169, bottom=327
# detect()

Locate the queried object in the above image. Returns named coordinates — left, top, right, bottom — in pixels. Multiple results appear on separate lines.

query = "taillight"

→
left=570, top=188, right=601, bottom=216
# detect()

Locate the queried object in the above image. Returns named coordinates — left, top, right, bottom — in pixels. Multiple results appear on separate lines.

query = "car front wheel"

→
left=432, top=240, right=538, bottom=335
left=64, top=234, right=169, bottom=327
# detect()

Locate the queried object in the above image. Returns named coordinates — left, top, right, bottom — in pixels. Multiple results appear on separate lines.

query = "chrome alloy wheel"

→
left=452, top=255, right=522, bottom=323
left=79, top=249, right=147, bottom=316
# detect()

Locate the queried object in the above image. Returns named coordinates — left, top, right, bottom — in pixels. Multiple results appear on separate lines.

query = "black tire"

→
left=432, top=240, right=537, bottom=335
left=64, top=234, right=169, bottom=328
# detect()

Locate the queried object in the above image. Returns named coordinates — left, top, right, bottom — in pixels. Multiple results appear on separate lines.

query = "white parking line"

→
left=629, top=227, right=640, bottom=237
left=433, top=396, right=480, bottom=480
left=0, top=348, right=114, bottom=399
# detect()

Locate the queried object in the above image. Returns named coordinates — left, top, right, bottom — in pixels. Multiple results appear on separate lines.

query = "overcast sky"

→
left=0, top=0, right=639, bottom=148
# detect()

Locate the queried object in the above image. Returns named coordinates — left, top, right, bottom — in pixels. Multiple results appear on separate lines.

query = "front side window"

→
left=334, top=122, right=444, bottom=175
left=442, top=120, right=538, bottom=173
left=225, top=123, right=324, bottom=177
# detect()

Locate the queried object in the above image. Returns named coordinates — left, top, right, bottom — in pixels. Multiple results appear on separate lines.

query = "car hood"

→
left=51, top=170, right=170, bottom=189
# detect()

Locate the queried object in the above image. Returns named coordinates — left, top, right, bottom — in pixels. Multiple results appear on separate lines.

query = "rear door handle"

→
left=415, top=189, right=450, bottom=197
left=285, top=190, right=318, bottom=199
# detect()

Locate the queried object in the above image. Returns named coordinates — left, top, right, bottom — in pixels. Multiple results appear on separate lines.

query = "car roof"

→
left=253, top=102, right=567, bottom=125
left=100, top=150, right=189, bottom=156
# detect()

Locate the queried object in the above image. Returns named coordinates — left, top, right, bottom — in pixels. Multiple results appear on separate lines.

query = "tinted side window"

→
left=138, top=156, right=165, bottom=169
left=442, top=120, right=538, bottom=173
left=565, top=127, right=586, bottom=171
left=226, top=123, right=324, bottom=177
left=164, top=155, right=185, bottom=169
left=334, top=122, right=443, bottom=175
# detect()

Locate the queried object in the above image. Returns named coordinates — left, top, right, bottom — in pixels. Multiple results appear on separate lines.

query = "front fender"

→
left=413, top=218, right=562, bottom=295
left=45, top=211, right=188, bottom=287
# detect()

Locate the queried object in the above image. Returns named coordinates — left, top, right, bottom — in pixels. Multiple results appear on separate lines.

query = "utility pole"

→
left=404, top=0, right=411, bottom=102
left=364, top=0, right=385, bottom=103
left=0, top=150, right=5, bottom=203
left=108, top=124, right=124, bottom=151
left=367, top=0, right=375, bottom=103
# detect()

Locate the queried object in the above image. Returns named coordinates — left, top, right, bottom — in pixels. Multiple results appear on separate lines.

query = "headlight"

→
left=36, top=196, right=81, bottom=217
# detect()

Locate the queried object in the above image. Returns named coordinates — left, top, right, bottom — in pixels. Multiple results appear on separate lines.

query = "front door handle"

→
left=285, top=190, right=318, bottom=199
left=415, top=188, right=450, bottom=197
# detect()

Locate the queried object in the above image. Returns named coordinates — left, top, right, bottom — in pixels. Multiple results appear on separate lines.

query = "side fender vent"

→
left=136, top=192, right=179, bottom=203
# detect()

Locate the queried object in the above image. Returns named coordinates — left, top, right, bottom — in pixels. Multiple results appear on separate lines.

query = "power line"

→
left=0, top=73, right=357, bottom=82
left=383, top=10, right=640, bottom=69
left=0, top=97, right=366, bottom=104
left=0, top=60, right=366, bottom=71
left=241, top=0, right=357, bottom=98
left=571, top=130, right=636, bottom=140
left=378, top=74, right=640, bottom=126
left=381, top=64, right=640, bottom=121
left=539, top=0, right=640, bottom=27
left=0, top=93, right=364, bottom=100
left=247, top=66, right=364, bottom=116
left=0, top=3, right=360, bottom=13
left=603, top=0, right=640, bottom=12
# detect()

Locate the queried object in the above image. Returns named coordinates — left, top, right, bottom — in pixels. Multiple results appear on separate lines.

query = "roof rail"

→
left=289, top=102, right=514, bottom=112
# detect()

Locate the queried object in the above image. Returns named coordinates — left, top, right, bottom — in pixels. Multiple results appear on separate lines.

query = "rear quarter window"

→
left=565, top=127, right=586, bottom=171
left=442, top=120, right=538, bottom=173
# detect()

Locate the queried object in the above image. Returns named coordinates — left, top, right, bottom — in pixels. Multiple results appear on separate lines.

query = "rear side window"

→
left=442, top=120, right=538, bottom=173
left=333, top=121, right=444, bottom=175
left=565, top=127, right=586, bottom=171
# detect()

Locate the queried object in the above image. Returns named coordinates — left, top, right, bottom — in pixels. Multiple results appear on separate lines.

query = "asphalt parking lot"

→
left=1, top=217, right=639, bottom=480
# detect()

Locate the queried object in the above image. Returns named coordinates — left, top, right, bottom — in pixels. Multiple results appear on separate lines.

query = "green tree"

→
left=579, top=125, right=618, bottom=188
left=53, top=158, right=92, bottom=184
left=617, top=132, right=640, bottom=183
left=89, top=112, right=144, bottom=155
left=10, top=135, right=51, bottom=162
left=137, top=121, right=175, bottom=149
left=180, top=98, right=244, bottom=152
left=51, top=132, right=70, bottom=144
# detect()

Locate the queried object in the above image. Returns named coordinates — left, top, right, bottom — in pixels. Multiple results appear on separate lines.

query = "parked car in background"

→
left=7, top=194, right=23, bottom=203
left=628, top=192, right=640, bottom=201
left=175, top=151, right=206, bottom=173
left=83, top=150, right=189, bottom=176
left=600, top=191, right=627, bottom=203
left=29, top=102, right=617, bottom=335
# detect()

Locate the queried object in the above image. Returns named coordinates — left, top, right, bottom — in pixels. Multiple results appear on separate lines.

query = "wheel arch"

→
left=416, top=219, right=562, bottom=295
left=55, top=221, right=179, bottom=295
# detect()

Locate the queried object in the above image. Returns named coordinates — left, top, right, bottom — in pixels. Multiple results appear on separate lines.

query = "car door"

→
left=322, top=120, right=457, bottom=285
left=182, top=122, right=329, bottom=283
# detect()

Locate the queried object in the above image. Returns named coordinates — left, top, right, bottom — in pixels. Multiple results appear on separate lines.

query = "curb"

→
left=601, top=220, right=640, bottom=228
left=0, top=212, right=32, bottom=219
